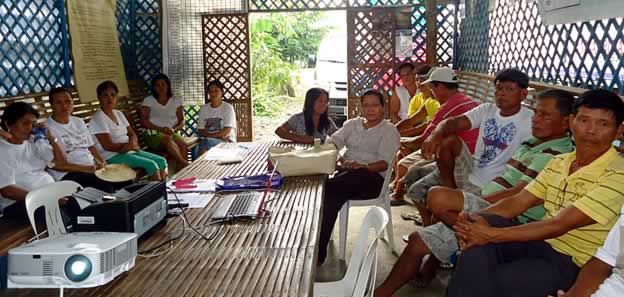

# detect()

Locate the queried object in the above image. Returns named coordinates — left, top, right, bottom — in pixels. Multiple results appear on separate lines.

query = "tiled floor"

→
left=315, top=204, right=450, bottom=297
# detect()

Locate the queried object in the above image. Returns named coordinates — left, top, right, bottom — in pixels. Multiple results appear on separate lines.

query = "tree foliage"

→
left=251, top=12, right=330, bottom=116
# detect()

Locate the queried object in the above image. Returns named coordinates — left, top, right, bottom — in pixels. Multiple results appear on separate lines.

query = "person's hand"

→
left=342, top=160, right=366, bottom=171
left=120, top=143, right=133, bottom=153
left=0, top=129, right=11, bottom=140
left=162, top=127, right=174, bottom=135
left=421, top=132, right=442, bottom=160
left=400, top=137, right=417, bottom=151
left=548, top=289, right=568, bottom=297
left=453, top=213, right=493, bottom=250
left=131, top=142, right=141, bottom=151
left=81, top=164, right=97, bottom=174
left=95, top=159, right=107, bottom=170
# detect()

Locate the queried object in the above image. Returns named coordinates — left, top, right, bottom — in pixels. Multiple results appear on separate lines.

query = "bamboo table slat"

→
left=1, top=141, right=325, bottom=297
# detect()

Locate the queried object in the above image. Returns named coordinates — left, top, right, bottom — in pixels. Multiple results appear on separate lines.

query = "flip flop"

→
left=390, top=199, right=408, bottom=206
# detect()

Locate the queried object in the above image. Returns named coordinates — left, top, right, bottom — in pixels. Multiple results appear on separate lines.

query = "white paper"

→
left=166, top=179, right=217, bottom=192
left=201, top=148, right=243, bottom=161
left=167, top=192, right=215, bottom=209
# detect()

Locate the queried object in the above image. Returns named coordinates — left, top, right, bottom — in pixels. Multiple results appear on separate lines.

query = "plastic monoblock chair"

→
left=315, top=206, right=388, bottom=297
left=25, top=181, right=82, bottom=239
left=338, top=160, right=396, bottom=260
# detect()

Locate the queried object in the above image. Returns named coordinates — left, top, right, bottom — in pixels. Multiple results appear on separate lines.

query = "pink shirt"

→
left=421, top=92, right=480, bottom=153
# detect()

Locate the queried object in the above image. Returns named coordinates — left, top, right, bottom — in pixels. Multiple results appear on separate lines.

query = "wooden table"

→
left=1, top=141, right=325, bottom=297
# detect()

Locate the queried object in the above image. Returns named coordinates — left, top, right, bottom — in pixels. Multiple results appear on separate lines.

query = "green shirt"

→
left=481, top=136, right=575, bottom=222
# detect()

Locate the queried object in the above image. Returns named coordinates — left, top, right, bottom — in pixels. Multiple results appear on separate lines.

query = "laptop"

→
left=211, top=191, right=264, bottom=220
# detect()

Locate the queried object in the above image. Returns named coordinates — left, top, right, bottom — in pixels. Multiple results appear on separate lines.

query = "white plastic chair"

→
left=25, top=181, right=82, bottom=239
left=338, top=161, right=396, bottom=260
left=315, top=206, right=389, bottom=297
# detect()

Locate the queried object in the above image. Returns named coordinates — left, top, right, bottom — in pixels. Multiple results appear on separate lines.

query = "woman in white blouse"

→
left=0, top=102, right=64, bottom=219
left=317, top=89, right=401, bottom=265
left=140, top=73, right=189, bottom=169
left=89, top=81, right=167, bottom=181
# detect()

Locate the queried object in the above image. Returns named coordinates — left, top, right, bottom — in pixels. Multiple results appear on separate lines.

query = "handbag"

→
left=268, top=143, right=338, bottom=177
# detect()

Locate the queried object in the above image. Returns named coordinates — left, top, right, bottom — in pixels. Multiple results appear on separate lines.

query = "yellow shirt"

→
left=526, top=147, right=624, bottom=266
left=407, top=93, right=440, bottom=120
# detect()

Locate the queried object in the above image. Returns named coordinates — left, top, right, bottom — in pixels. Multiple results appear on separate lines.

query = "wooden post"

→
left=425, top=0, right=438, bottom=66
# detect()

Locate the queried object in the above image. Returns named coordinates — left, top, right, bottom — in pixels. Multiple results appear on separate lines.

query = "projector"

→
left=8, top=232, right=137, bottom=288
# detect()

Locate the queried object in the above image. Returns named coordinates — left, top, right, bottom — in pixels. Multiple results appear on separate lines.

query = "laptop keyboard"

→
left=227, top=192, right=257, bottom=216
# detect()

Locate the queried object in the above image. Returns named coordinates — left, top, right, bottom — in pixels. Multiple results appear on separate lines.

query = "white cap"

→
left=421, top=67, right=458, bottom=84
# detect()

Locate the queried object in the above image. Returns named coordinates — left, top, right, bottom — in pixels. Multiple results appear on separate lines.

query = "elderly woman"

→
left=89, top=81, right=167, bottom=181
left=0, top=102, right=64, bottom=219
left=140, top=73, right=189, bottom=169
left=275, top=87, right=337, bottom=144
left=45, top=87, right=117, bottom=193
left=197, top=80, right=237, bottom=155
left=317, top=89, right=401, bottom=265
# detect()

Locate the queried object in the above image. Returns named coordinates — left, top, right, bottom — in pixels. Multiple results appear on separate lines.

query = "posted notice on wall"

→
left=67, top=0, right=128, bottom=103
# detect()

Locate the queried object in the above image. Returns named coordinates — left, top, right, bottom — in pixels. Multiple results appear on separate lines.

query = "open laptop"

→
left=211, top=191, right=264, bottom=220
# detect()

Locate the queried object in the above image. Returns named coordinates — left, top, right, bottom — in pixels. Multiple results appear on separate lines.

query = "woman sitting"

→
left=275, top=87, right=337, bottom=144
left=89, top=81, right=167, bottom=181
left=45, top=87, right=121, bottom=193
left=197, top=80, right=237, bottom=155
left=317, top=89, right=400, bottom=265
left=140, top=73, right=189, bottom=169
left=0, top=102, right=64, bottom=219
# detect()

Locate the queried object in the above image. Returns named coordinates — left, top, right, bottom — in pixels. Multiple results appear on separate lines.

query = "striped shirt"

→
left=526, top=147, right=624, bottom=266
left=482, top=136, right=575, bottom=222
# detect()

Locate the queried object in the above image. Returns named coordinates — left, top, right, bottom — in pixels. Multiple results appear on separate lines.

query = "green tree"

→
left=250, top=12, right=330, bottom=116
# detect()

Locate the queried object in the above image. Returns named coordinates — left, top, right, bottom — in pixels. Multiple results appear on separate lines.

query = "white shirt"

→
left=0, top=138, right=55, bottom=212
left=395, top=86, right=415, bottom=120
left=197, top=102, right=237, bottom=142
left=326, top=117, right=400, bottom=177
left=464, top=103, right=533, bottom=187
left=593, top=206, right=624, bottom=297
left=46, top=116, right=96, bottom=180
left=89, top=109, right=131, bottom=160
left=141, top=95, right=183, bottom=128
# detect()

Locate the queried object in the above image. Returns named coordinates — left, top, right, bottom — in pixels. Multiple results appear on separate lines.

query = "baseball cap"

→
left=421, top=67, right=458, bottom=84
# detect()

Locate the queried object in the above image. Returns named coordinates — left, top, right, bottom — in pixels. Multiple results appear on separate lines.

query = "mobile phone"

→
left=32, top=126, right=47, bottom=140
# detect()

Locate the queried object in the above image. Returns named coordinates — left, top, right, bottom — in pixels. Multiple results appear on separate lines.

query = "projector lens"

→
left=64, top=255, right=92, bottom=282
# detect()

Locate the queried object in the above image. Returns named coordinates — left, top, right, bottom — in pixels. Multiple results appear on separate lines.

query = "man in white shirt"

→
left=407, top=69, right=534, bottom=213
left=553, top=205, right=624, bottom=297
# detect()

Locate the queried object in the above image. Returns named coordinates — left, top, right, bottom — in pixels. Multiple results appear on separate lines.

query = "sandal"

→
left=400, top=212, right=423, bottom=225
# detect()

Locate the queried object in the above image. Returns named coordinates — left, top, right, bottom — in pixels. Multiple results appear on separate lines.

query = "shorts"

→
left=143, top=130, right=184, bottom=150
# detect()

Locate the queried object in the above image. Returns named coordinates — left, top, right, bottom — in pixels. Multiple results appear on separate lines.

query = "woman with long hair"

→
left=275, top=87, right=337, bottom=144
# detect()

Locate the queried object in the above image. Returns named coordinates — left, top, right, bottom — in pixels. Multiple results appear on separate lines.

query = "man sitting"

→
left=447, top=89, right=624, bottom=297
left=551, top=203, right=624, bottom=297
left=404, top=69, right=534, bottom=223
left=395, top=64, right=438, bottom=137
left=373, top=89, right=576, bottom=297
left=390, top=67, right=480, bottom=205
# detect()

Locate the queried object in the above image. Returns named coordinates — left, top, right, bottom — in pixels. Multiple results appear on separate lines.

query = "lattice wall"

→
left=202, top=13, right=253, bottom=142
left=165, top=0, right=247, bottom=105
left=0, top=0, right=161, bottom=98
left=0, top=0, right=69, bottom=97
left=458, top=0, right=624, bottom=94
left=248, top=0, right=424, bottom=11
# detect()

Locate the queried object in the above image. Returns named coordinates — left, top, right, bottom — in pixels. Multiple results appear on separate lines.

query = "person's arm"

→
left=455, top=199, right=595, bottom=250
left=399, top=121, right=428, bottom=138
left=174, top=106, right=185, bottom=131
left=560, top=257, right=613, bottom=297
left=481, top=188, right=542, bottom=219
left=199, top=127, right=233, bottom=140
left=389, top=91, right=401, bottom=123
left=127, top=126, right=140, bottom=150
left=88, top=146, right=107, bottom=168
left=95, top=133, right=132, bottom=153
left=139, top=106, right=163, bottom=131
left=275, top=123, right=314, bottom=144
left=0, top=185, right=28, bottom=202
left=421, top=114, right=472, bottom=160
left=481, top=181, right=528, bottom=204
left=396, top=106, right=427, bottom=131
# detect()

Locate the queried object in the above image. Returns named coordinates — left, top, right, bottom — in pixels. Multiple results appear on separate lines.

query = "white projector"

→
left=8, top=232, right=137, bottom=288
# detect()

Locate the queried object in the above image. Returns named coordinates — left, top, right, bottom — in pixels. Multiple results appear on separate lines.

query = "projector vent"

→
left=114, top=242, right=131, bottom=266
left=100, top=250, right=114, bottom=273
left=42, top=261, right=53, bottom=276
